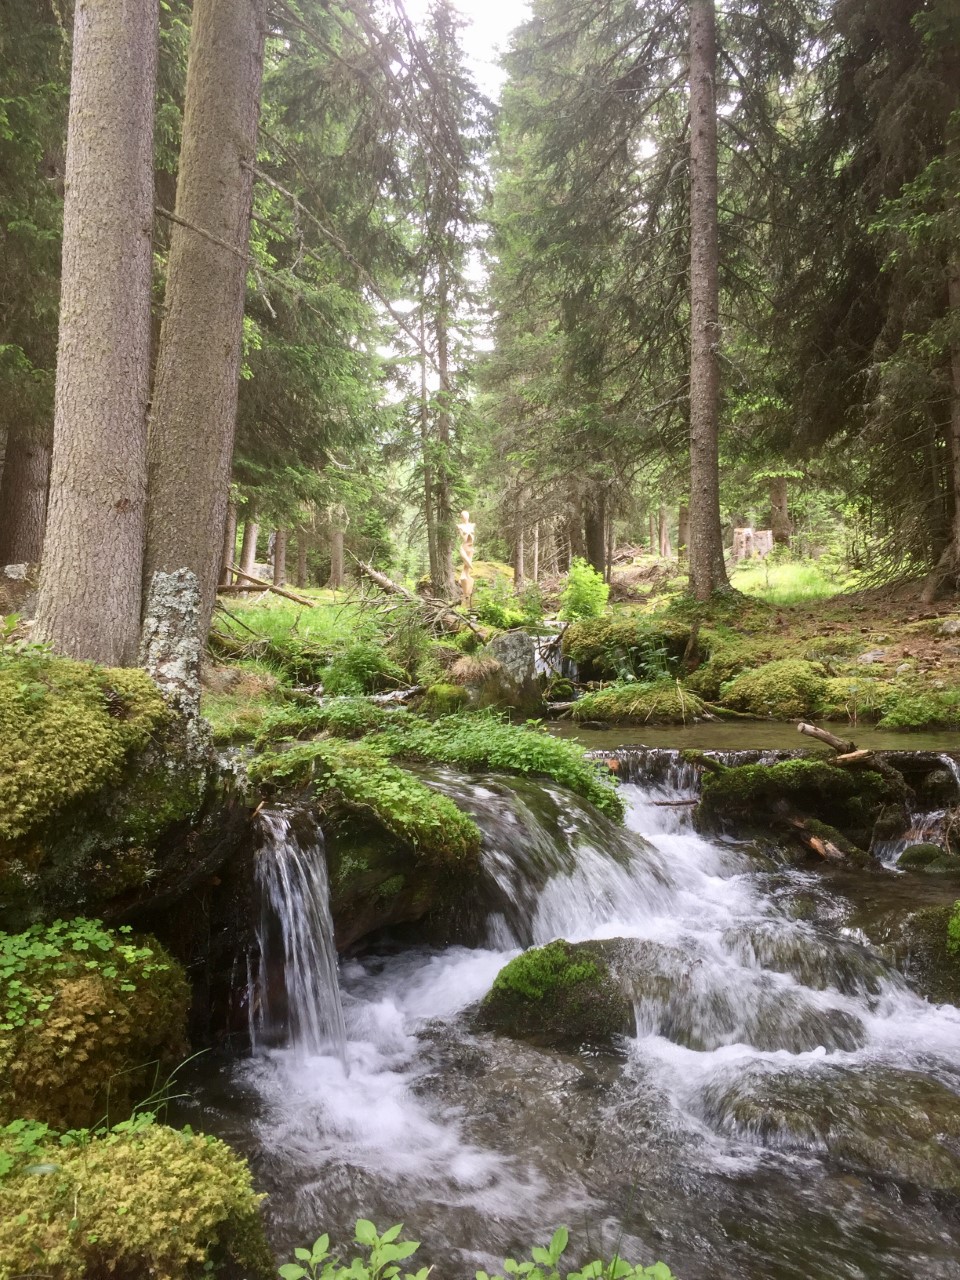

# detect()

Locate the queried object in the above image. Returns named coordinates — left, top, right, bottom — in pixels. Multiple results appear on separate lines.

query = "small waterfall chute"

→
left=248, top=807, right=348, bottom=1065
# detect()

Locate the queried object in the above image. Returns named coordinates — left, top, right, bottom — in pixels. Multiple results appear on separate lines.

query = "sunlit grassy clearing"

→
left=730, top=557, right=855, bottom=605
left=215, top=589, right=366, bottom=649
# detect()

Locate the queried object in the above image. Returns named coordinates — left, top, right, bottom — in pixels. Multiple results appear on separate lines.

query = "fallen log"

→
left=797, top=722, right=857, bottom=753
left=223, top=563, right=317, bottom=607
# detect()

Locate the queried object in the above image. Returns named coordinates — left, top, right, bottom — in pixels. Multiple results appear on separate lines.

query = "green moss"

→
left=878, top=689, right=960, bottom=731
left=0, top=1119, right=271, bottom=1280
left=250, top=740, right=480, bottom=866
left=897, top=843, right=944, bottom=869
left=562, top=616, right=691, bottom=681
left=481, top=940, right=632, bottom=1045
left=572, top=679, right=705, bottom=726
left=685, top=634, right=778, bottom=700
left=902, top=905, right=960, bottom=1005
left=819, top=675, right=892, bottom=723
left=720, top=658, right=827, bottom=719
left=421, top=683, right=470, bottom=714
left=0, top=655, right=168, bottom=842
left=371, top=711, right=624, bottom=820
left=0, top=919, right=189, bottom=1129
left=697, top=757, right=891, bottom=848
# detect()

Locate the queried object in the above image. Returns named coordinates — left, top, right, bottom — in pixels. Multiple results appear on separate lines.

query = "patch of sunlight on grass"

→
left=731, top=557, right=854, bottom=605
left=215, top=589, right=369, bottom=649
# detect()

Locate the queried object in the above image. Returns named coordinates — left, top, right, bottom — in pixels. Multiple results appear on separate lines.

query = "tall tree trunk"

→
left=678, top=504, right=690, bottom=559
left=296, top=526, right=309, bottom=589
left=433, top=263, right=458, bottom=598
left=769, top=476, right=791, bottom=547
left=532, top=521, right=540, bottom=583
left=584, top=488, right=606, bottom=573
left=272, top=528, right=287, bottom=586
left=945, top=254, right=960, bottom=573
left=328, top=526, right=344, bottom=590
left=0, top=436, right=51, bottom=563
left=605, top=516, right=614, bottom=584
left=649, top=511, right=657, bottom=555
left=35, top=0, right=157, bottom=665
left=238, top=516, right=259, bottom=581
left=514, top=521, right=526, bottom=591
left=419, top=299, right=439, bottom=585
left=144, top=0, right=267, bottom=636
left=219, top=501, right=238, bottom=586
left=658, top=505, right=672, bottom=558
left=688, top=0, right=730, bottom=600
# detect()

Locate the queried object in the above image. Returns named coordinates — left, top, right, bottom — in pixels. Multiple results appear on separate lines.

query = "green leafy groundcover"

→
left=280, top=1221, right=676, bottom=1280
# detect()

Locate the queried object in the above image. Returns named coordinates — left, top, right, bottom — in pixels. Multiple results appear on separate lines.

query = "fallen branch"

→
left=223, top=563, right=316, bottom=608
left=797, top=722, right=857, bottom=753
left=352, top=556, right=485, bottom=637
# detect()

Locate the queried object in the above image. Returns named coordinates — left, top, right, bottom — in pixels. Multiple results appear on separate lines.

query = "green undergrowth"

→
left=729, top=557, right=854, bottom=605
left=249, top=739, right=481, bottom=865
left=0, top=1114, right=271, bottom=1280
left=279, top=1222, right=676, bottom=1280
left=720, top=659, right=827, bottom=719
left=370, top=711, right=624, bottom=820
left=0, top=653, right=168, bottom=842
left=0, top=918, right=189, bottom=1128
left=572, top=680, right=706, bottom=726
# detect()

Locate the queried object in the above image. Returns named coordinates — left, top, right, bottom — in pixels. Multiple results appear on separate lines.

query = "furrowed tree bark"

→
left=219, top=501, right=238, bottom=586
left=584, top=488, right=606, bottom=574
left=770, top=475, right=791, bottom=547
left=144, top=0, right=267, bottom=637
left=0, top=436, right=50, bottom=563
left=35, top=0, right=157, bottom=665
left=328, top=525, right=344, bottom=589
left=238, top=516, right=259, bottom=581
left=272, top=528, right=287, bottom=586
left=688, top=0, right=730, bottom=601
left=659, top=505, right=672, bottom=559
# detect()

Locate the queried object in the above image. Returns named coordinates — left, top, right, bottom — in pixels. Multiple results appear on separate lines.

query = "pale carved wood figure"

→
left=457, top=509, right=476, bottom=606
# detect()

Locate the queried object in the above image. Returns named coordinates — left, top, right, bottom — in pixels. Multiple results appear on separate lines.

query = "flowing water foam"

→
left=226, top=765, right=960, bottom=1278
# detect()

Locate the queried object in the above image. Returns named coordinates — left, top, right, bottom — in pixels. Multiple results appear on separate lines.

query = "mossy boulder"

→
left=572, top=679, right=705, bottom=725
left=0, top=1120, right=272, bottom=1280
left=696, top=757, right=895, bottom=851
left=478, top=939, right=633, bottom=1046
left=421, top=682, right=470, bottom=715
left=720, top=658, right=827, bottom=719
left=0, top=919, right=189, bottom=1129
left=897, top=843, right=945, bottom=869
left=562, top=616, right=692, bottom=681
left=894, top=905, right=960, bottom=1005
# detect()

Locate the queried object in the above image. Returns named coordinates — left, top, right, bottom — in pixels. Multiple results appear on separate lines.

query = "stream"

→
left=177, top=756, right=960, bottom=1280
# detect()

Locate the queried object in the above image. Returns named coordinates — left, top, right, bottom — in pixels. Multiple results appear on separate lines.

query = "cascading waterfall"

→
left=248, top=808, right=347, bottom=1065
left=193, top=767, right=960, bottom=1279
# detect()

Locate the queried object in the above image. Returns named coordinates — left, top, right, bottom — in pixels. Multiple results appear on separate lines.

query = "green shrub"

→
left=0, top=1116, right=271, bottom=1280
left=0, top=655, right=168, bottom=842
left=559, top=558, right=609, bottom=621
left=324, top=643, right=404, bottom=695
left=371, top=712, right=624, bottom=820
left=473, top=574, right=530, bottom=630
left=572, top=680, right=705, bottom=726
left=948, top=902, right=960, bottom=955
left=0, top=919, right=189, bottom=1128
left=720, top=658, right=827, bottom=719
left=877, top=689, right=960, bottom=731
left=250, top=740, right=480, bottom=865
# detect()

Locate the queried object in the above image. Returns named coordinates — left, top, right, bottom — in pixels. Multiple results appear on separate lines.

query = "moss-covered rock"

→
left=250, top=739, right=481, bottom=866
left=0, top=919, right=189, bottom=1129
left=0, top=1119, right=272, bottom=1280
left=421, top=682, right=470, bottom=715
left=0, top=655, right=169, bottom=843
left=895, top=905, right=960, bottom=1005
left=561, top=616, right=692, bottom=681
left=719, top=658, right=827, bottom=719
left=478, top=939, right=633, bottom=1046
left=897, top=843, right=946, bottom=869
left=696, top=757, right=895, bottom=852
left=571, top=679, right=705, bottom=725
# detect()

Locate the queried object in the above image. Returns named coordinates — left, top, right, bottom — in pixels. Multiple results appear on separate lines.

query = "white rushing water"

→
left=236, top=775, right=960, bottom=1276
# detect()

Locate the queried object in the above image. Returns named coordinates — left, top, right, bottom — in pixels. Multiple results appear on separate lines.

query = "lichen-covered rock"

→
left=479, top=939, right=633, bottom=1046
left=720, top=658, right=827, bottom=719
left=475, top=631, right=543, bottom=715
left=0, top=1120, right=272, bottom=1280
left=0, top=919, right=189, bottom=1128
